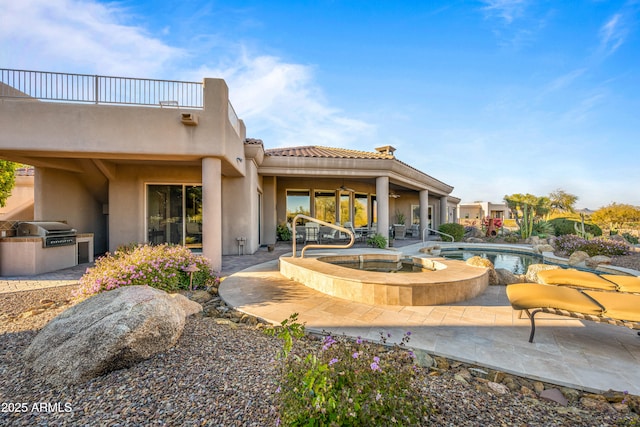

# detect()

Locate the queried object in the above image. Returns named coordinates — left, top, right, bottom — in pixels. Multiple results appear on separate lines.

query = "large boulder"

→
left=495, top=268, right=523, bottom=286
left=585, top=255, right=612, bottom=268
left=466, top=256, right=498, bottom=285
left=23, top=285, right=202, bottom=386
left=568, top=251, right=590, bottom=267
left=526, top=264, right=560, bottom=283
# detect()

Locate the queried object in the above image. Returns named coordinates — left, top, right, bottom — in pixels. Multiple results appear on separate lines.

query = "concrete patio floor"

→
left=220, top=243, right=640, bottom=396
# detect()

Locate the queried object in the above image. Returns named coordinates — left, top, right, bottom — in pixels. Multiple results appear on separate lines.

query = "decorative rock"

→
left=580, top=397, right=615, bottom=413
left=526, top=264, right=560, bottom=283
left=534, top=244, right=555, bottom=254
left=465, top=227, right=484, bottom=238
left=413, top=349, right=435, bottom=368
left=612, top=403, right=630, bottom=413
left=520, top=386, right=537, bottom=398
left=487, top=381, right=510, bottom=395
left=560, top=387, right=582, bottom=403
left=533, top=381, right=545, bottom=395
left=526, top=236, right=541, bottom=245
left=456, top=368, right=473, bottom=382
left=495, top=268, right=521, bottom=286
left=602, top=389, right=627, bottom=403
left=466, top=256, right=498, bottom=285
left=168, top=293, right=203, bottom=317
left=465, top=237, right=485, bottom=243
left=454, top=374, right=469, bottom=385
left=585, top=255, right=612, bottom=268
left=568, top=251, right=590, bottom=266
left=434, top=356, right=450, bottom=370
left=187, top=290, right=213, bottom=304
left=468, top=367, right=489, bottom=379
left=23, top=286, right=196, bottom=386
left=540, top=388, right=568, bottom=406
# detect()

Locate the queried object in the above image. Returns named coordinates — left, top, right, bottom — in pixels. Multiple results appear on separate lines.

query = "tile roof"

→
left=264, top=145, right=394, bottom=160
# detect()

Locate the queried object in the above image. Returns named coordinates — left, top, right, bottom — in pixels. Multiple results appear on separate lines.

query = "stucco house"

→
left=0, top=68, right=459, bottom=275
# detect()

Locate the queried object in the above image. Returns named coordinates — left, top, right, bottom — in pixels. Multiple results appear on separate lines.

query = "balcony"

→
left=0, top=68, right=240, bottom=135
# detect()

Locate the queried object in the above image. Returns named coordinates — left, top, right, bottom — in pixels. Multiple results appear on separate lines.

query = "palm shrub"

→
left=532, top=220, right=555, bottom=237
left=76, top=243, right=219, bottom=296
left=266, top=314, right=433, bottom=426
left=438, top=223, right=464, bottom=242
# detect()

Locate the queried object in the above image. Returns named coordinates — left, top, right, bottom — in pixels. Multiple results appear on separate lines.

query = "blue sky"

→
left=2, top=0, right=639, bottom=209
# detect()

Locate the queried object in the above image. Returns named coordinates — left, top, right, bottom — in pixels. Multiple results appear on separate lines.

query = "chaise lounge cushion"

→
left=583, top=290, right=640, bottom=322
left=600, top=275, right=640, bottom=293
left=536, top=269, right=617, bottom=291
left=506, top=284, right=603, bottom=315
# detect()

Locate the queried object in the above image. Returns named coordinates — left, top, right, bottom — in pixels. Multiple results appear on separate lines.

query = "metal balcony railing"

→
left=0, top=68, right=203, bottom=108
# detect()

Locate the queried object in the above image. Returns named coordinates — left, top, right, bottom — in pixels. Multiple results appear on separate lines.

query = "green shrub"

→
left=532, top=220, right=554, bottom=237
left=266, top=314, right=433, bottom=426
left=549, top=218, right=602, bottom=237
left=438, top=223, right=464, bottom=242
left=76, top=243, right=219, bottom=296
left=622, top=232, right=639, bottom=245
left=276, top=222, right=292, bottom=241
left=366, top=233, right=387, bottom=248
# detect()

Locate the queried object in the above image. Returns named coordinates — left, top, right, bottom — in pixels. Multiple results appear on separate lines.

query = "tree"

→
left=0, top=160, right=17, bottom=208
left=549, top=189, right=578, bottom=215
left=591, top=203, right=640, bottom=232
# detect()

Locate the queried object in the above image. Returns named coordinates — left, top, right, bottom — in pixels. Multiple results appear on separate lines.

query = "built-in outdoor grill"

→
left=17, top=221, right=77, bottom=248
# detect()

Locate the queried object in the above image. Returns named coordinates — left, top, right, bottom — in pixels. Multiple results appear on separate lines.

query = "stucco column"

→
left=376, top=176, right=389, bottom=247
left=202, top=157, right=222, bottom=271
left=440, top=196, right=449, bottom=227
left=419, top=189, right=429, bottom=239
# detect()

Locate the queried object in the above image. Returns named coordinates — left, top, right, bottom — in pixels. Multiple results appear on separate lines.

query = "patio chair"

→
left=304, top=222, right=320, bottom=243
left=287, top=222, right=304, bottom=243
left=344, top=222, right=363, bottom=242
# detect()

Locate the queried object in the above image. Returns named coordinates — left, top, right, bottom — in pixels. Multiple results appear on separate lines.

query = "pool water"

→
left=441, top=250, right=542, bottom=275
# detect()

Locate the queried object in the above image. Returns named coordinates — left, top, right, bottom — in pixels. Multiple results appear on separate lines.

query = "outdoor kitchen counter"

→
left=0, top=233, right=93, bottom=276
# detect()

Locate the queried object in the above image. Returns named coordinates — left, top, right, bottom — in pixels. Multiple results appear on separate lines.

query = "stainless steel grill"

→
left=17, top=221, right=77, bottom=248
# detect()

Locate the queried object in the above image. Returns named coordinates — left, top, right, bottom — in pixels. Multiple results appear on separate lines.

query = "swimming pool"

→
left=441, top=250, right=542, bottom=275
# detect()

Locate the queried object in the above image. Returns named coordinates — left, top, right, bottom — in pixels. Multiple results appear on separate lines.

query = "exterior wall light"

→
left=181, top=113, right=199, bottom=126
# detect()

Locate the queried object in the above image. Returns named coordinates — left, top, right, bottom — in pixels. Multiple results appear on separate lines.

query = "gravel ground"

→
left=2, top=258, right=640, bottom=426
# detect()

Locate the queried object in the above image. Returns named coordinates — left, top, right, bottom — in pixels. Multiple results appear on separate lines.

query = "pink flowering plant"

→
left=76, top=243, right=219, bottom=296
left=555, top=235, right=630, bottom=257
left=266, top=314, right=433, bottom=426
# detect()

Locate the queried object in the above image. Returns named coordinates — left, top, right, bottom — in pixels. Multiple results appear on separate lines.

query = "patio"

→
left=220, top=241, right=640, bottom=395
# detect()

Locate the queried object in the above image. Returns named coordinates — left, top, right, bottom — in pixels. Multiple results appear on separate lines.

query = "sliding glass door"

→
left=147, top=184, right=202, bottom=249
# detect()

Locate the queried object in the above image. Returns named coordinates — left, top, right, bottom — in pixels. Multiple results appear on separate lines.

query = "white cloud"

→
left=481, top=0, right=528, bottom=24
left=0, top=0, right=183, bottom=77
left=0, top=0, right=374, bottom=147
left=598, top=13, right=627, bottom=56
left=193, top=51, right=375, bottom=147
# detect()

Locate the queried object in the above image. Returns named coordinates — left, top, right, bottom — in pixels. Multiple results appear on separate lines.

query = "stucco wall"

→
left=0, top=175, right=34, bottom=220
left=35, top=168, right=107, bottom=255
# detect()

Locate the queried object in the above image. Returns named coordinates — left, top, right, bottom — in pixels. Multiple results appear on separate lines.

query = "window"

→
left=314, top=191, right=336, bottom=223
left=147, top=184, right=202, bottom=248
left=287, top=190, right=310, bottom=225
left=354, top=193, right=368, bottom=227
left=339, top=193, right=351, bottom=224
left=411, top=204, right=420, bottom=225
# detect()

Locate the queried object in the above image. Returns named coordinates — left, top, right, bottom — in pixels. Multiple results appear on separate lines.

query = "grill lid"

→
left=17, top=221, right=77, bottom=237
